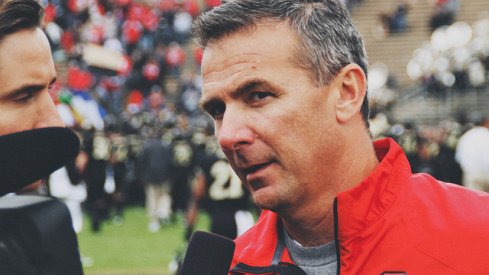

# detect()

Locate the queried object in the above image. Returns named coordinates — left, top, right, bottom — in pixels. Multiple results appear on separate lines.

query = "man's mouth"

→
left=242, top=161, right=273, bottom=181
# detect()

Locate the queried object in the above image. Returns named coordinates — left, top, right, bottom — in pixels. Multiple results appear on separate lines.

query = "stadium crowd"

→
left=36, top=0, right=229, bottom=234
left=407, top=12, right=489, bottom=95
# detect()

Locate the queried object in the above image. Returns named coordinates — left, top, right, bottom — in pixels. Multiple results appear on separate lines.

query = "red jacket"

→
left=230, top=138, right=489, bottom=274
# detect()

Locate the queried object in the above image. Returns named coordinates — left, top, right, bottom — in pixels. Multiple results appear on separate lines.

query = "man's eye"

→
left=248, top=91, right=273, bottom=102
left=13, top=92, right=35, bottom=103
left=207, top=102, right=225, bottom=119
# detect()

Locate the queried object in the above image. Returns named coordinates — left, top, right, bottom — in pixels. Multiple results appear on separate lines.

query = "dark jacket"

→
left=141, top=138, right=172, bottom=183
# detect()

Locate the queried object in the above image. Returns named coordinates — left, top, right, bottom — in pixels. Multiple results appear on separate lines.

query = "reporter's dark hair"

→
left=0, top=0, right=43, bottom=43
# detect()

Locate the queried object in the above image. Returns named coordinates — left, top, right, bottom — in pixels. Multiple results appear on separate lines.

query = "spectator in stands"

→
left=173, top=7, right=193, bottom=44
left=379, top=1, right=409, bottom=35
left=455, top=115, right=489, bottom=192
left=141, top=57, right=161, bottom=94
left=410, top=136, right=436, bottom=174
left=429, top=0, right=459, bottom=31
left=165, top=41, right=187, bottom=77
left=121, top=11, right=143, bottom=55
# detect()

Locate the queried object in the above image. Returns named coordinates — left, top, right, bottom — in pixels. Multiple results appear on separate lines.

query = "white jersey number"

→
left=209, top=160, right=243, bottom=201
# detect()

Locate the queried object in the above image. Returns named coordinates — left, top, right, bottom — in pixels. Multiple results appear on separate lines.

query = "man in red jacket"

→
left=193, top=0, right=489, bottom=274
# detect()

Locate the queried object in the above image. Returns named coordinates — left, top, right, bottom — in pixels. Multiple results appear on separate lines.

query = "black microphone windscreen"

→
left=179, top=231, right=236, bottom=275
left=0, top=127, right=80, bottom=195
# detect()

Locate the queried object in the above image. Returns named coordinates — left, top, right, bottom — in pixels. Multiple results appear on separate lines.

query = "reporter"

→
left=0, top=2, right=83, bottom=274
left=0, top=0, right=66, bottom=193
left=0, top=0, right=64, bottom=136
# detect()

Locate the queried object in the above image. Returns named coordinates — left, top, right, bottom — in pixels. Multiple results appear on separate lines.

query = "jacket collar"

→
left=234, top=209, right=293, bottom=266
left=336, top=137, right=412, bottom=239
left=234, top=138, right=411, bottom=265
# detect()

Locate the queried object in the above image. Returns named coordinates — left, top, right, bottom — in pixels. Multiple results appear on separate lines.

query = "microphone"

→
left=179, top=231, right=236, bottom=275
left=0, top=127, right=80, bottom=195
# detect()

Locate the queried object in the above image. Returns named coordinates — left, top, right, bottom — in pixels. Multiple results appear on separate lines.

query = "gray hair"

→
left=193, top=0, right=370, bottom=127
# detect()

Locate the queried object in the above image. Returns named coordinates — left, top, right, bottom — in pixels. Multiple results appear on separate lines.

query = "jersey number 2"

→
left=209, top=160, right=243, bottom=201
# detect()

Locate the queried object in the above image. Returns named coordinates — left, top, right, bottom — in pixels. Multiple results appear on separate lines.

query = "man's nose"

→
left=33, top=91, right=65, bottom=129
left=217, top=108, right=255, bottom=151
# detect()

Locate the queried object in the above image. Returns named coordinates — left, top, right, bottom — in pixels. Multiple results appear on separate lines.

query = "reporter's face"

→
left=0, top=28, right=64, bottom=136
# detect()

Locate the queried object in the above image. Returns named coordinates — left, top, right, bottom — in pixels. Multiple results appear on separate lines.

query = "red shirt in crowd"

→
left=67, top=66, right=93, bottom=91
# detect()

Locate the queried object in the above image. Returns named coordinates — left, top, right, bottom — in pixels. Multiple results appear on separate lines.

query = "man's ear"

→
left=335, top=64, right=367, bottom=124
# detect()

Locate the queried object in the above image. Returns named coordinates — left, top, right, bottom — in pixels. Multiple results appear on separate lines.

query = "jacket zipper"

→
left=334, top=198, right=340, bottom=275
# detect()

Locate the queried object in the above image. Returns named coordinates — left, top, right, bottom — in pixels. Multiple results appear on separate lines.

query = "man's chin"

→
left=252, top=188, right=281, bottom=211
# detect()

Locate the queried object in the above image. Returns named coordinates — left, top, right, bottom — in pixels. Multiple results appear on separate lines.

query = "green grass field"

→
left=78, top=207, right=209, bottom=275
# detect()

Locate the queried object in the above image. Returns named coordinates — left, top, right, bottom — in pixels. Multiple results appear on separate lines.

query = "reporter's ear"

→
left=335, top=64, right=367, bottom=124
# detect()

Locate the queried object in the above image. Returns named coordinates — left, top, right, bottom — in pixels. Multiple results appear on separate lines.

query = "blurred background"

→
left=27, top=0, right=489, bottom=273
